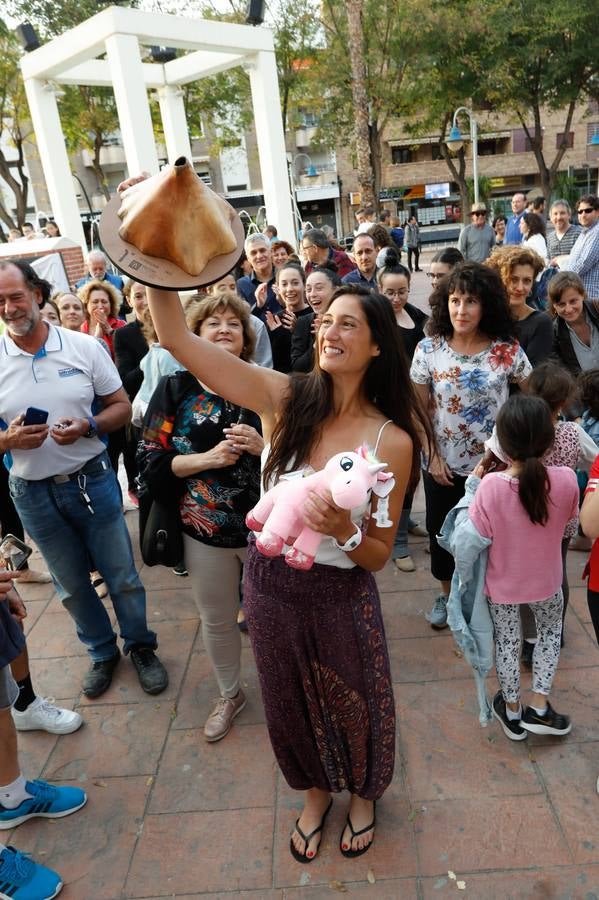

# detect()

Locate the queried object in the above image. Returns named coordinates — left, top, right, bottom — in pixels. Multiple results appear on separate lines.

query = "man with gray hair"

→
left=75, top=249, right=124, bottom=293
left=236, top=233, right=282, bottom=321
left=547, top=199, right=581, bottom=265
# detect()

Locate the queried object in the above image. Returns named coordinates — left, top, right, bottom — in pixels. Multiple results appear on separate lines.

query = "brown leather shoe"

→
left=204, top=689, right=247, bottom=742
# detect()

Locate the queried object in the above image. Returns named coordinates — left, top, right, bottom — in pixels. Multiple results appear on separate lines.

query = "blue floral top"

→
left=410, top=337, right=532, bottom=476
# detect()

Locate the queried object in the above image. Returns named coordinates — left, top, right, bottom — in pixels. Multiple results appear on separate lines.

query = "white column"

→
left=105, top=33, right=159, bottom=177
left=23, top=78, right=87, bottom=250
left=248, top=51, right=296, bottom=247
left=157, top=85, right=192, bottom=164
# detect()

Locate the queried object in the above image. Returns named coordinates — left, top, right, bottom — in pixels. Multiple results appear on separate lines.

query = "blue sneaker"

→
left=0, top=781, right=86, bottom=830
left=0, top=846, right=62, bottom=899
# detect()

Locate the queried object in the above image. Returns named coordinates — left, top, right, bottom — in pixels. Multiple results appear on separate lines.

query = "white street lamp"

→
left=446, top=106, right=479, bottom=205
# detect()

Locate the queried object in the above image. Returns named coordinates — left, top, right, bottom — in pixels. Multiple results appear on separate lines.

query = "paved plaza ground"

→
left=8, top=266, right=599, bottom=898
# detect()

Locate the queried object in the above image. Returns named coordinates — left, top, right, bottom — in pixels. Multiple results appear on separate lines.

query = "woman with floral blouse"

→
left=410, top=262, right=532, bottom=629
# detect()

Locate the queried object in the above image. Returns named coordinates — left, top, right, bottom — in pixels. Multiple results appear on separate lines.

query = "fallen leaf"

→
left=448, top=870, right=456, bottom=880
left=329, top=880, right=348, bottom=892
left=170, top=705, right=178, bottom=720
left=457, top=881, right=466, bottom=890
left=146, top=776, right=154, bottom=786
left=452, top=649, right=463, bottom=658
left=408, top=809, right=417, bottom=821
left=367, top=868, right=376, bottom=884
left=93, top=780, right=108, bottom=788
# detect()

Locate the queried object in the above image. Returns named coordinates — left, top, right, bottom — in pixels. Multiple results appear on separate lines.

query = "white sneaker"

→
left=12, top=697, right=83, bottom=734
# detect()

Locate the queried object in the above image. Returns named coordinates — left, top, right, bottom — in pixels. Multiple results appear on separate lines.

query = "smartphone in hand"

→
left=23, top=407, right=49, bottom=426
left=0, top=534, right=33, bottom=571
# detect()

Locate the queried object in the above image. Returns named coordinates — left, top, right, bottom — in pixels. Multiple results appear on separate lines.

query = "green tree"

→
left=0, top=20, right=31, bottom=236
left=482, top=0, right=598, bottom=204
left=6, top=0, right=132, bottom=199
left=308, top=0, right=420, bottom=210
left=400, top=0, right=493, bottom=222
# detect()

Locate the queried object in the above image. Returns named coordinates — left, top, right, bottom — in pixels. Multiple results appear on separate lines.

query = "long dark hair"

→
left=263, top=283, right=433, bottom=489
left=495, top=395, right=554, bottom=525
left=427, top=262, right=516, bottom=341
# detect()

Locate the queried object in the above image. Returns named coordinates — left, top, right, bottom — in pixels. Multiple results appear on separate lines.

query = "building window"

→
left=391, top=146, right=413, bottom=165
left=556, top=132, right=574, bottom=149
left=512, top=128, right=537, bottom=152
left=196, top=170, right=212, bottom=185
left=586, top=123, right=599, bottom=143
left=227, top=184, right=247, bottom=192
left=431, top=144, right=443, bottom=161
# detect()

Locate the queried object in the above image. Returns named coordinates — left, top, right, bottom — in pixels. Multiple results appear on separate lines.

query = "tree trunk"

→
left=369, top=119, right=382, bottom=208
left=346, top=0, right=376, bottom=209
left=93, top=132, right=111, bottom=201
left=0, top=147, right=28, bottom=229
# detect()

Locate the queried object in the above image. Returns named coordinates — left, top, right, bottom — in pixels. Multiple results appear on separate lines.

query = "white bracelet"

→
left=332, top=524, right=363, bottom=553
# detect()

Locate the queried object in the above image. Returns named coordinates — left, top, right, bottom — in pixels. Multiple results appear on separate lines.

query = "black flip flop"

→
left=289, top=798, right=333, bottom=863
left=340, top=802, right=376, bottom=858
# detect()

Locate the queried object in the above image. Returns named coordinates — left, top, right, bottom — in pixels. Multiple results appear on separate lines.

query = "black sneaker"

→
left=130, top=647, right=168, bottom=695
left=520, top=702, right=571, bottom=736
left=521, top=641, right=534, bottom=670
left=492, top=690, right=527, bottom=741
left=82, top=650, right=121, bottom=698
left=172, top=562, right=188, bottom=577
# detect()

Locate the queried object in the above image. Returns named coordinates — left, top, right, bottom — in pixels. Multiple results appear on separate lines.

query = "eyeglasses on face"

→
left=427, top=272, right=445, bottom=280
left=472, top=211, right=486, bottom=217
left=578, top=207, right=595, bottom=215
left=301, top=243, right=315, bottom=250
left=383, top=288, right=409, bottom=298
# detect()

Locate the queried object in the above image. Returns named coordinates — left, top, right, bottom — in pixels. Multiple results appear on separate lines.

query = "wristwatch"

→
left=83, top=416, right=98, bottom=439
left=332, top=524, right=363, bottom=553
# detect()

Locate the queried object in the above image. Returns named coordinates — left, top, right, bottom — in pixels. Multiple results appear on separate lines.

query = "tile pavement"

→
left=9, top=487, right=599, bottom=900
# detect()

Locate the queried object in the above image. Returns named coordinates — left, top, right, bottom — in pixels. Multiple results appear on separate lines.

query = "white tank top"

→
left=259, top=419, right=393, bottom=569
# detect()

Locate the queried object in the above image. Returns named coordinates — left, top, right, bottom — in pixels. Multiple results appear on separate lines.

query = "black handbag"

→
left=139, top=494, right=183, bottom=568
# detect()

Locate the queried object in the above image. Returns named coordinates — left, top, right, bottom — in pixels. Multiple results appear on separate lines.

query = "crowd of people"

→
left=1, top=186, right=599, bottom=896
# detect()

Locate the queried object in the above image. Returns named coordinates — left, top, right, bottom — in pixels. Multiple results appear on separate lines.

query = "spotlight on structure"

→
left=150, top=46, right=177, bottom=63
left=15, top=22, right=40, bottom=53
left=246, top=0, right=265, bottom=26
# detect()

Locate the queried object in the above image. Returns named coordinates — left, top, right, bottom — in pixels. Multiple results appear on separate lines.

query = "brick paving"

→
left=8, top=264, right=599, bottom=898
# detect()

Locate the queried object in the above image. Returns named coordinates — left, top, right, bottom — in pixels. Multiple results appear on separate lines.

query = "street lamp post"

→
left=446, top=106, right=479, bottom=205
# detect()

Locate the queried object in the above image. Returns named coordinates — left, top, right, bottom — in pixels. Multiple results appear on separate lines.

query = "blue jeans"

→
left=9, top=452, right=156, bottom=661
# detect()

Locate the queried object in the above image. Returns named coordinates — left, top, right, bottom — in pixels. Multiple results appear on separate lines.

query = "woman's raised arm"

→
left=147, top=287, right=289, bottom=420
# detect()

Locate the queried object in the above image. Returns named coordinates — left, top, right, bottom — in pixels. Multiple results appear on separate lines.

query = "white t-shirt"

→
left=0, top=324, right=122, bottom=480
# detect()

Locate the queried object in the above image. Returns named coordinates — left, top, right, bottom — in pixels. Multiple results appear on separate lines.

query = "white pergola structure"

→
left=20, top=6, right=295, bottom=251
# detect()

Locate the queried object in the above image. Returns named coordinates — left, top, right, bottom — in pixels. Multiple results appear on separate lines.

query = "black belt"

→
left=52, top=453, right=110, bottom=484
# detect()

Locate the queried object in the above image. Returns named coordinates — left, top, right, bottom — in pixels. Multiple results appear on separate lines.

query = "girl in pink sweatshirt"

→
left=470, top=394, right=579, bottom=741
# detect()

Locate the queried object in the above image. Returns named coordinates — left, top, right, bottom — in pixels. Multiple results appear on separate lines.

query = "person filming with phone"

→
left=0, top=260, right=168, bottom=700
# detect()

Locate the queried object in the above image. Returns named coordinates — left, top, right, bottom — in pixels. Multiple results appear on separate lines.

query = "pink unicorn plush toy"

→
left=246, top=445, right=395, bottom=570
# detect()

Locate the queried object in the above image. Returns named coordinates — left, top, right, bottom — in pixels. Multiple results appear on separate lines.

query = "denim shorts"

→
left=0, top=664, right=18, bottom=710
